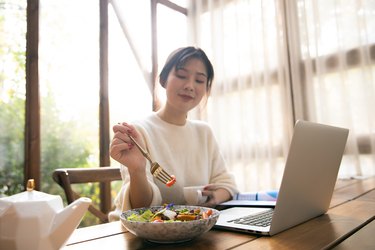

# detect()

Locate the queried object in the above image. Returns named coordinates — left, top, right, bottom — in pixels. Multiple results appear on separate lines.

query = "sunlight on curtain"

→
left=188, top=0, right=294, bottom=192
left=188, top=0, right=375, bottom=192
left=287, top=0, right=375, bottom=178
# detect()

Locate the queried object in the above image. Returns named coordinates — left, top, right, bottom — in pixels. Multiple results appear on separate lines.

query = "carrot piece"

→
left=151, top=215, right=162, bottom=222
left=176, top=214, right=197, bottom=221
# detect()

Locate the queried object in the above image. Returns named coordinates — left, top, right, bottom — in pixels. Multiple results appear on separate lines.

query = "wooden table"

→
left=63, top=176, right=375, bottom=250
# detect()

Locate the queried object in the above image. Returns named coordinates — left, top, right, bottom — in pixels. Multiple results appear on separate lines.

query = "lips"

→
left=178, top=92, right=195, bottom=100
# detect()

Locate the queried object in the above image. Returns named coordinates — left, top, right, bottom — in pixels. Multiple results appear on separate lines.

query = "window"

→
left=189, top=0, right=375, bottom=192
left=0, top=0, right=26, bottom=196
left=294, top=0, right=375, bottom=177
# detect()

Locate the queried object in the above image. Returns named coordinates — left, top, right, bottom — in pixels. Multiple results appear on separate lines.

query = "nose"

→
left=183, top=78, right=194, bottom=92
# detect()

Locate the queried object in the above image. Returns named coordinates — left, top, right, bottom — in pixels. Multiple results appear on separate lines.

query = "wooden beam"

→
left=99, top=0, right=111, bottom=214
left=157, top=0, right=187, bottom=15
left=151, top=0, right=159, bottom=111
left=25, top=0, right=40, bottom=190
left=110, top=0, right=152, bottom=91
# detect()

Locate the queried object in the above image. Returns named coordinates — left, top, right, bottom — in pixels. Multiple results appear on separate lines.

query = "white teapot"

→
left=0, top=179, right=91, bottom=250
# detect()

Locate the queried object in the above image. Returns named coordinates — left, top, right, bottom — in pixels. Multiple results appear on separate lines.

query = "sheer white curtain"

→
left=187, top=0, right=375, bottom=192
left=188, top=0, right=294, bottom=192
left=286, top=0, right=375, bottom=178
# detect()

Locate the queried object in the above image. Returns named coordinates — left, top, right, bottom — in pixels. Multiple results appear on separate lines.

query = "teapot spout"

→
left=50, top=197, right=91, bottom=249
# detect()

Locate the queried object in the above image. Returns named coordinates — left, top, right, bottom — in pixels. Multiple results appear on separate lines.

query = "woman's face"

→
left=164, top=58, right=208, bottom=114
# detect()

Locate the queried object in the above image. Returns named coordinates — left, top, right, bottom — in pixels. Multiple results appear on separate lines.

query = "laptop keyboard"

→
left=227, top=209, right=274, bottom=227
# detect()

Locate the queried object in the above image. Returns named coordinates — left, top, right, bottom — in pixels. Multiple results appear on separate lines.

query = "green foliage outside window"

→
left=0, top=0, right=26, bottom=196
left=0, top=95, right=25, bottom=196
left=0, top=0, right=106, bottom=227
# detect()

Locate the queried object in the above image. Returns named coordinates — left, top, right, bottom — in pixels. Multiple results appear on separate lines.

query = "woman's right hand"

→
left=110, top=122, right=147, bottom=174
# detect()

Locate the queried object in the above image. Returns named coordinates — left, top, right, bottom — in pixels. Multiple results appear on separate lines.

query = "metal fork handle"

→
left=128, top=134, right=153, bottom=163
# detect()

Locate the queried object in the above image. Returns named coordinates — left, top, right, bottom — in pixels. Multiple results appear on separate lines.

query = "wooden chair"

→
left=52, top=166, right=122, bottom=223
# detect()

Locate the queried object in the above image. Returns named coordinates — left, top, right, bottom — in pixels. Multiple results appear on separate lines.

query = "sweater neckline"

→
left=152, top=112, right=190, bottom=129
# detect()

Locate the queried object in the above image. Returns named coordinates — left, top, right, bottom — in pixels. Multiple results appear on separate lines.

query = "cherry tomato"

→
left=166, top=175, right=176, bottom=187
left=202, top=209, right=212, bottom=219
left=206, top=209, right=213, bottom=216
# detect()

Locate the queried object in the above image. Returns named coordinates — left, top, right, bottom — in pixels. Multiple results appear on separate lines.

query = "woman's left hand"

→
left=201, top=184, right=232, bottom=207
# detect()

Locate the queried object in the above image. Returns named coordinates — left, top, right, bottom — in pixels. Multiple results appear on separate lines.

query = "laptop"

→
left=214, top=120, right=349, bottom=236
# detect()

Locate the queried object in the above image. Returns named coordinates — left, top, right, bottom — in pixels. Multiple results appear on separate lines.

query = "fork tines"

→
left=150, top=163, right=173, bottom=184
left=127, top=133, right=175, bottom=186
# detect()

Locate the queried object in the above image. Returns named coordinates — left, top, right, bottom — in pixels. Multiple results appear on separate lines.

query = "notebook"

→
left=214, top=120, right=349, bottom=236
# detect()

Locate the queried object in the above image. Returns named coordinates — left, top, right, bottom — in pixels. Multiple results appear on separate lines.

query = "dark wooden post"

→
left=25, top=0, right=40, bottom=190
left=99, top=0, right=111, bottom=215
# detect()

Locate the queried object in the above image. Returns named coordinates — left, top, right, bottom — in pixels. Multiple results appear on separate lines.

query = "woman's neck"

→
left=157, top=107, right=187, bottom=126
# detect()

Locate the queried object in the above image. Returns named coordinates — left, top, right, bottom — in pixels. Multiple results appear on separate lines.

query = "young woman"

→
left=109, top=46, right=238, bottom=221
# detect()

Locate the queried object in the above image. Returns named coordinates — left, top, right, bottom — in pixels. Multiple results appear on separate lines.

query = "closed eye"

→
left=177, top=74, right=187, bottom=79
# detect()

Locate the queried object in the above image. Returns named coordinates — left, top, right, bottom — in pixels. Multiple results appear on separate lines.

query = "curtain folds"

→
left=188, top=0, right=375, bottom=192
left=288, top=0, right=375, bottom=178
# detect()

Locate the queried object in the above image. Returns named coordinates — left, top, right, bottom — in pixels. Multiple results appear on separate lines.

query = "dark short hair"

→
left=159, top=46, right=214, bottom=93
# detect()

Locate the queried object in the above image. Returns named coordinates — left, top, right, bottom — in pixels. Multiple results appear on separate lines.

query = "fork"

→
left=128, top=134, right=176, bottom=187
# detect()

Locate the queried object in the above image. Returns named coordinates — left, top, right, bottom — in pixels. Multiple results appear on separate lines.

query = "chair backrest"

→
left=52, top=166, right=122, bottom=223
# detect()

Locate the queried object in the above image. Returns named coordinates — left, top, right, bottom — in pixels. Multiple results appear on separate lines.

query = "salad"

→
left=126, top=204, right=213, bottom=223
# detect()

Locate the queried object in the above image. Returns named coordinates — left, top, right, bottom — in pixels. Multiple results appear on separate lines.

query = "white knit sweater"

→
left=109, top=113, right=238, bottom=221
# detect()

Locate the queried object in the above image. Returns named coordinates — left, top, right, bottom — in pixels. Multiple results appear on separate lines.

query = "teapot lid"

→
left=1, top=179, right=59, bottom=202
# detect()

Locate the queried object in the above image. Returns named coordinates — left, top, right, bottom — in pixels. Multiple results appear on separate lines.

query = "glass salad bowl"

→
left=120, top=205, right=219, bottom=243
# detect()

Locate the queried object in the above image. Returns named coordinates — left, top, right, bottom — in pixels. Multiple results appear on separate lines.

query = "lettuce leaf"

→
left=127, top=209, right=154, bottom=222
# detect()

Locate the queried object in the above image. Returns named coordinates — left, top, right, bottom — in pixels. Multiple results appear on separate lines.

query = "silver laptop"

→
left=215, top=120, right=349, bottom=236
